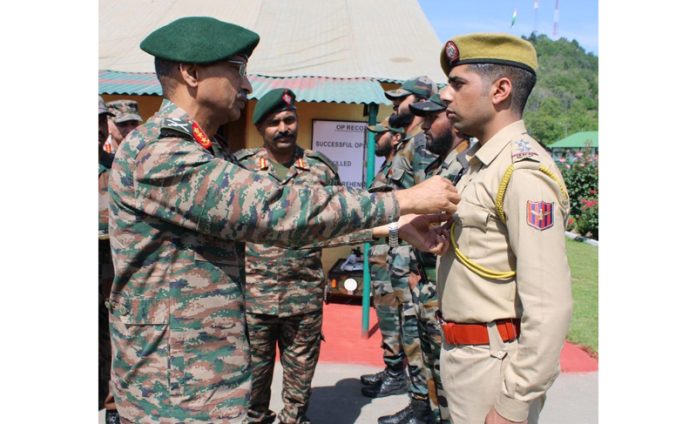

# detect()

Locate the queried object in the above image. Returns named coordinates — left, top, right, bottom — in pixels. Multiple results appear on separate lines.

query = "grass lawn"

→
left=565, top=238, right=598, bottom=355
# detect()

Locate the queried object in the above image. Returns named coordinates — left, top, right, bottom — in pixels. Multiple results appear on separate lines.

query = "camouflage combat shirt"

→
left=107, top=99, right=399, bottom=423
left=236, top=146, right=351, bottom=317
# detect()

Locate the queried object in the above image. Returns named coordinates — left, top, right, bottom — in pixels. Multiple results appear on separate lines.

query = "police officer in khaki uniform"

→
left=436, top=33, right=573, bottom=424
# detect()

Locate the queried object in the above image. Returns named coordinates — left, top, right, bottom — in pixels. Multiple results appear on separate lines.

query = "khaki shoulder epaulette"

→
left=494, top=138, right=568, bottom=222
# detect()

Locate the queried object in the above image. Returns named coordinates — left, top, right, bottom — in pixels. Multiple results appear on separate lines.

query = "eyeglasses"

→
left=225, top=59, right=247, bottom=78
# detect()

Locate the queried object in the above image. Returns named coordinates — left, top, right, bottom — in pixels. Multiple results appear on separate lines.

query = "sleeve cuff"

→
left=494, top=393, right=530, bottom=422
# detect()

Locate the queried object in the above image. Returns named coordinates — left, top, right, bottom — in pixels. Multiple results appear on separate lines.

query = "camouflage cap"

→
left=384, top=75, right=436, bottom=100
left=99, top=96, right=113, bottom=116
left=367, top=118, right=404, bottom=135
left=106, top=99, right=143, bottom=124
left=252, top=88, right=297, bottom=125
left=440, top=33, right=538, bottom=76
left=140, top=16, right=260, bottom=64
left=409, top=93, right=445, bottom=116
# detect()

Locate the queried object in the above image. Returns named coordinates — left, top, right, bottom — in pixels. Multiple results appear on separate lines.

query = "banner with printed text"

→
left=312, top=120, right=384, bottom=189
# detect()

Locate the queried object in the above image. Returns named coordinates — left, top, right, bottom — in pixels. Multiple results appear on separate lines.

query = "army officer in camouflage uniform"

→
left=107, top=17, right=459, bottom=423
left=236, top=88, right=357, bottom=424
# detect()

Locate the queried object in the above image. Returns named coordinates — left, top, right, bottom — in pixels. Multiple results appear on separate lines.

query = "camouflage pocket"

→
left=109, top=293, right=180, bottom=401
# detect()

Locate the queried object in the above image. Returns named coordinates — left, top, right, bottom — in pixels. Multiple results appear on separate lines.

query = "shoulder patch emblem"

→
left=527, top=201, right=554, bottom=231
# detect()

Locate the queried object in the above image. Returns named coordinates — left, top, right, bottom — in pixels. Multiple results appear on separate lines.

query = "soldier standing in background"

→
left=105, top=99, right=143, bottom=154
left=236, top=88, right=371, bottom=424
left=402, top=90, right=472, bottom=424
left=107, top=16, right=459, bottom=423
left=98, top=96, right=120, bottom=424
left=365, top=77, right=440, bottom=424
left=436, top=33, right=572, bottom=424
left=359, top=119, right=409, bottom=395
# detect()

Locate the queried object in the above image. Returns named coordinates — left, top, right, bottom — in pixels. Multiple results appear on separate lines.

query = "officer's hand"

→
left=395, top=176, right=460, bottom=215
left=397, top=213, right=450, bottom=255
left=484, top=408, right=527, bottom=424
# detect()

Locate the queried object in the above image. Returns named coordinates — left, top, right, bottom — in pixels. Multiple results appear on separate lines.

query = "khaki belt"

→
left=440, top=316, right=520, bottom=345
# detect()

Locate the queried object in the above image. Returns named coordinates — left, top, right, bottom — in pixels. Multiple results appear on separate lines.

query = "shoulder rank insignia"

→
left=512, top=139, right=539, bottom=161
left=258, top=157, right=269, bottom=170
left=527, top=201, right=554, bottom=231
left=191, top=121, right=212, bottom=150
left=160, top=118, right=194, bottom=141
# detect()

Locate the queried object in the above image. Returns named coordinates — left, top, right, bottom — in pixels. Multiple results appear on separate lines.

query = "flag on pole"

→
left=511, top=8, right=518, bottom=27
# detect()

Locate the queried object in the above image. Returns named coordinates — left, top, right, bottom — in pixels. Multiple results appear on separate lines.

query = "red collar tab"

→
left=191, top=121, right=212, bottom=150
left=258, top=157, right=269, bottom=170
left=295, top=158, right=309, bottom=170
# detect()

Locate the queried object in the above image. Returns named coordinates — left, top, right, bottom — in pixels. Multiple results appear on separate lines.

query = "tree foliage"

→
left=522, top=33, right=598, bottom=145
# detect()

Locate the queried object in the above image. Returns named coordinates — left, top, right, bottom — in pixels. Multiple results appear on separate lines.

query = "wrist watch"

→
left=388, top=221, right=399, bottom=248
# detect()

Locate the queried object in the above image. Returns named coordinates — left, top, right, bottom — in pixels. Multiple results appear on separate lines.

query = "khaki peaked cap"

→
left=140, top=16, right=260, bottom=64
left=440, top=33, right=538, bottom=75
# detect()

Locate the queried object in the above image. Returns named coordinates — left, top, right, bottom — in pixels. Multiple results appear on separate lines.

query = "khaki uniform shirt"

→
left=436, top=120, right=573, bottom=419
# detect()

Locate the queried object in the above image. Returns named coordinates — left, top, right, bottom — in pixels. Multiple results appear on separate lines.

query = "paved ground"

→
left=99, top=303, right=598, bottom=423
left=99, top=365, right=597, bottom=423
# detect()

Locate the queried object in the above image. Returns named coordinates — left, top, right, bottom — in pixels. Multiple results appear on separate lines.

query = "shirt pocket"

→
left=389, top=167, right=406, bottom=186
left=453, top=202, right=492, bottom=259
left=109, top=293, right=180, bottom=399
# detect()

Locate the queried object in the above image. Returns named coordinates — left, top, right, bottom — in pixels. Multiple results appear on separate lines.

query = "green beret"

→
left=140, top=16, right=260, bottom=64
left=409, top=93, right=445, bottom=116
left=252, top=88, right=297, bottom=125
left=367, top=118, right=404, bottom=135
left=385, top=75, right=436, bottom=100
left=440, top=33, right=538, bottom=76
left=106, top=99, right=143, bottom=123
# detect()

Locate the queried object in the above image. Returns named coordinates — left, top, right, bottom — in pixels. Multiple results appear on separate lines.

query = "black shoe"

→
left=360, top=369, right=387, bottom=385
left=105, top=409, right=120, bottom=424
left=360, top=372, right=408, bottom=398
left=377, top=398, right=433, bottom=424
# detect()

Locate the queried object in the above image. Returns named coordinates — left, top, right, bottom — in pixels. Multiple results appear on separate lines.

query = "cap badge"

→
left=445, top=40, right=459, bottom=64
left=282, top=92, right=293, bottom=106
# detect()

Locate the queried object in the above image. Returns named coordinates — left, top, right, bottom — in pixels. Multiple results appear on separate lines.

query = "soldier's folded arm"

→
left=493, top=168, right=573, bottom=422
left=135, top=139, right=459, bottom=246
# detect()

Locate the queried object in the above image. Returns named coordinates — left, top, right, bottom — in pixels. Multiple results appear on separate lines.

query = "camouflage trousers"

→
left=389, top=245, right=427, bottom=399
left=410, top=270, right=450, bottom=423
left=370, top=244, right=404, bottom=369
left=246, top=310, right=323, bottom=424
